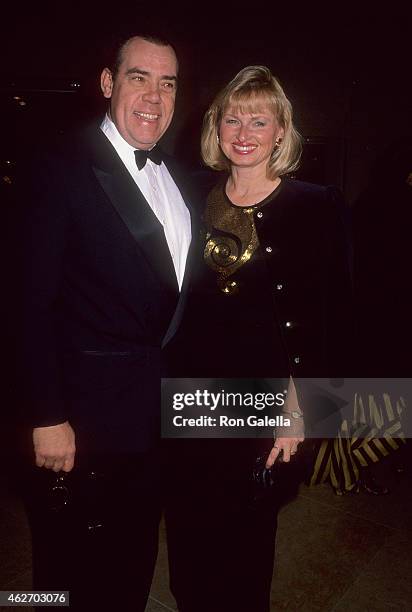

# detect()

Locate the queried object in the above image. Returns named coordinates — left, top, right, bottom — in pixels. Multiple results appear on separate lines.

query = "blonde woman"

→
left=170, top=66, right=352, bottom=612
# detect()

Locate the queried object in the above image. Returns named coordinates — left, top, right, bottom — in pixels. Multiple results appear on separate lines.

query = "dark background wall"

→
left=1, top=3, right=411, bottom=204
left=1, top=3, right=411, bottom=467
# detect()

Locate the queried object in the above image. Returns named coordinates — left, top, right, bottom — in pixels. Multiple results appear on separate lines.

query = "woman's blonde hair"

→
left=201, top=65, right=302, bottom=178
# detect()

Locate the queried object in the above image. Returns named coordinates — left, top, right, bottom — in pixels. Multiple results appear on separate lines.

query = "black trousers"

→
left=24, top=439, right=281, bottom=612
left=24, top=450, right=163, bottom=612
left=164, top=439, right=280, bottom=612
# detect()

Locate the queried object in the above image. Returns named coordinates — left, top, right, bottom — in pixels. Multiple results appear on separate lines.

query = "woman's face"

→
left=219, top=105, right=284, bottom=172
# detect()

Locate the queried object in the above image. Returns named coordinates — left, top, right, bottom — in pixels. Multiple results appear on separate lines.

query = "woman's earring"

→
left=217, top=134, right=220, bottom=145
left=275, top=138, right=282, bottom=148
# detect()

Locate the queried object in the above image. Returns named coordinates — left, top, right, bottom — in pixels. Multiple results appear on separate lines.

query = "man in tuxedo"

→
left=18, top=34, right=193, bottom=611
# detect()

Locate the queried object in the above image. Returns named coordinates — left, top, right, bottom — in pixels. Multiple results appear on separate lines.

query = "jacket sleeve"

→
left=14, top=152, right=71, bottom=427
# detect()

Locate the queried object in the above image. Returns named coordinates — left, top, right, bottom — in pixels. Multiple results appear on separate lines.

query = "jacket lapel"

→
left=89, top=128, right=178, bottom=292
left=161, top=156, right=199, bottom=347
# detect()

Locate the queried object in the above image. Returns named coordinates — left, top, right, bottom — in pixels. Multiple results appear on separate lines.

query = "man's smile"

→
left=133, top=111, right=160, bottom=121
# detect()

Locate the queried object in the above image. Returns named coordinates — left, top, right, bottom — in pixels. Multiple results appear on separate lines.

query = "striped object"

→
left=310, top=393, right=406, bottom=492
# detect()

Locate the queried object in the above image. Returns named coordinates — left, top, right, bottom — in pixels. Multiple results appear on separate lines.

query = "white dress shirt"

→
left=100, top=115, right=191, bottom=290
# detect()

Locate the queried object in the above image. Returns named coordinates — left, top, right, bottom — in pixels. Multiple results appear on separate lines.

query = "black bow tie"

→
left=134, top=147, right=163, bottom=170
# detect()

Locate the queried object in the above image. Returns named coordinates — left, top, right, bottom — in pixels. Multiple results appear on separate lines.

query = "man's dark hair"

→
left=109, top=34, right=176, bottom=79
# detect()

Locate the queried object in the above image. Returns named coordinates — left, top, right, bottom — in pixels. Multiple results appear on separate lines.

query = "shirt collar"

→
left=100, top=113, right=157, bottom=157
left=100, top=113, right=137, bottom=158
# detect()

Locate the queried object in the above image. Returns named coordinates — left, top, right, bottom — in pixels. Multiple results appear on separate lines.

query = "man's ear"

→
left=100, top=68, right=113, bottom=98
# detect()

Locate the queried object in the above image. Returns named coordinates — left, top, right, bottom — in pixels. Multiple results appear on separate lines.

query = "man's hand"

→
left=33, top=421, right=76, bottom=472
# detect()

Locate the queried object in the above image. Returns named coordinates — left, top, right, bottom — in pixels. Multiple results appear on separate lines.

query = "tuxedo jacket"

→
left=16, top=124, right=198, bottom=454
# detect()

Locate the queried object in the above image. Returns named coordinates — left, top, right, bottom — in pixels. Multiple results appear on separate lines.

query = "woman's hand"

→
left=265, top=376, right=304, bottom=468
left=265, top=434, right=304, bottom=468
